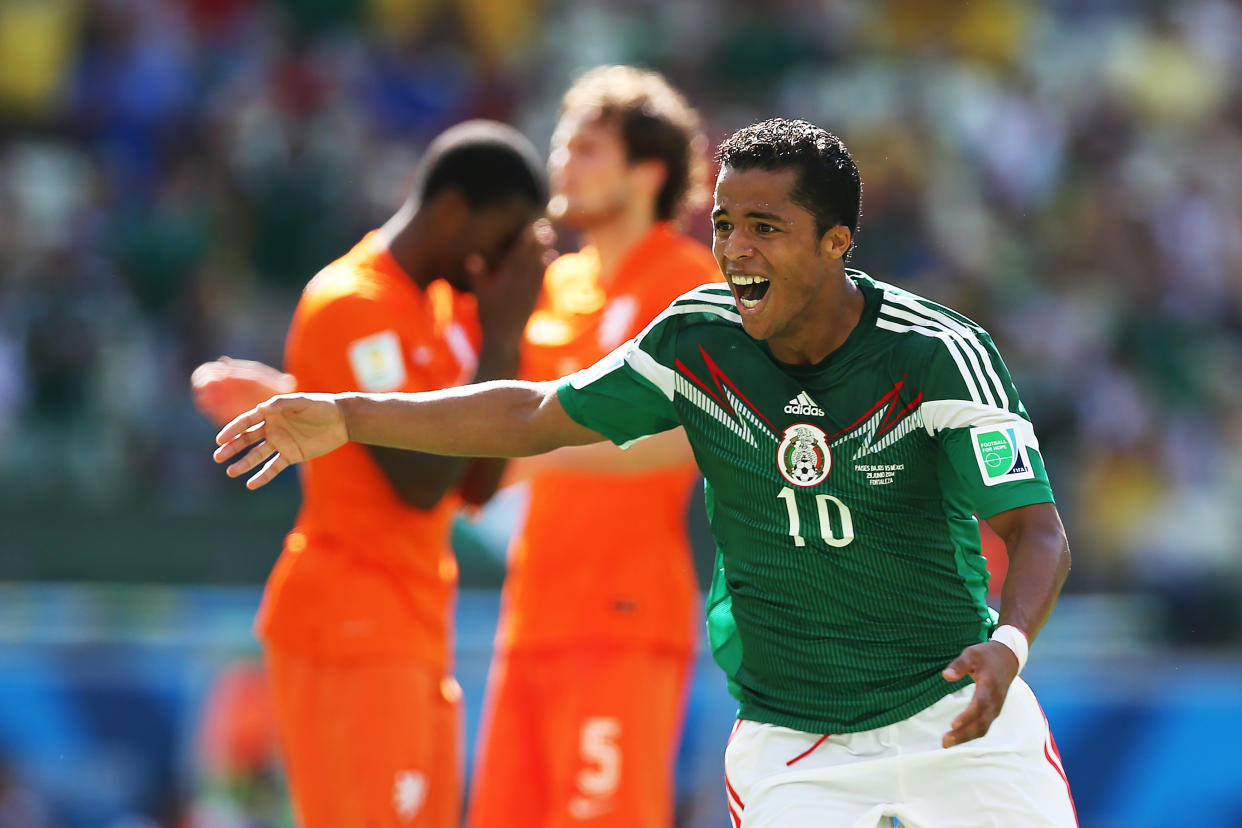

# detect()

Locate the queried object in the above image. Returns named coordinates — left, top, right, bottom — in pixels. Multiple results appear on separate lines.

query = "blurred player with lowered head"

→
left=466, top=66, right=721, bottom=828
left=200, top=66, right=720, bottom=827
left=193, top=121, right=551, bottom=828
left=214, top=117, right=1077, bottom=828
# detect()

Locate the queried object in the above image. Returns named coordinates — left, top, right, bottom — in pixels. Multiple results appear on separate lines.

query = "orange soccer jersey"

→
left=256, top=231, right=479, bottom=668
left=256, top=232, right=479, bottom=828
left=468, top=223, right=722, bottom=828
left=501, top=222, right=722, bottom=654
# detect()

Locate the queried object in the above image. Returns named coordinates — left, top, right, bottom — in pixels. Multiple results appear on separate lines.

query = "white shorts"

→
left=723, top=678, right=1076, bottom=828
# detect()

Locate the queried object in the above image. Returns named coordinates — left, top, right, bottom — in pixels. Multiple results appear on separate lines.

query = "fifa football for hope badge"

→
left=970, top=424, right=1035, bottom=486
left=778, top=423, right=831, bottom=487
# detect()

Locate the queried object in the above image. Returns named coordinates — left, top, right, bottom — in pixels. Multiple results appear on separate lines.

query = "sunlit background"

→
left=1, top=0, right=1241, bottom=825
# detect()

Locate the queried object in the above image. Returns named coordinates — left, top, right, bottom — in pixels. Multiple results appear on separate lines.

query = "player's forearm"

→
left=991, top=504, right=1071, bottom=643
left=337, top=380, right=576, bottom=458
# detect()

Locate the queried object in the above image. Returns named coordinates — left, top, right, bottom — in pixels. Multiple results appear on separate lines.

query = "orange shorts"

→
left=466, top=645, right=692, bottom=828
left=263, top=644, right=462, bottom=828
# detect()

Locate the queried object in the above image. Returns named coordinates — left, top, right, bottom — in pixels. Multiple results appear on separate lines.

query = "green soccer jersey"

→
left=556, top=273, right=1055, bottom=734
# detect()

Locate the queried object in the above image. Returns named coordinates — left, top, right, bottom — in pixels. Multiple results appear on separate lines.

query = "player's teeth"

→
left=731, top=275, right=768, bottom=286
left=740, top=298, right=760, bottom=308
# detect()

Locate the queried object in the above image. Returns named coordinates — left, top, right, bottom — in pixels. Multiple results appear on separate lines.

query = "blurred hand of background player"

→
left=191, top=357, right=297, bottom=428
left=214, top=394, right=348, bottom=490
left=939, top=640, right=1021, bottom=748
left=469, top=219, right=556, bottom=354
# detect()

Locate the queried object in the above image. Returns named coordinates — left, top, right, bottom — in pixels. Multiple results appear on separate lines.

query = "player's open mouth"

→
left=729, top=273, right=770, bottom=310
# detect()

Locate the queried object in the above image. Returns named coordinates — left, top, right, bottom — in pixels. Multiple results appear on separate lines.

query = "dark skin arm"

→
left=455, top=457, right=510, bottom=507
left=364, top=343, right=521, bottom=510
left=213, top=380, right=609, bottom=489
left=364, top=224, right=549, bottom=510
left=940, top=501, right=1071, bottom=748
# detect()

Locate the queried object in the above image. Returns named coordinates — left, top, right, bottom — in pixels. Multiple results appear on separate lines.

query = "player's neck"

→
left=770, top=272, right=865, bottom=366
left=376, top=203, right=438, bottom=289
left=582, top=205, right=660, bottom=287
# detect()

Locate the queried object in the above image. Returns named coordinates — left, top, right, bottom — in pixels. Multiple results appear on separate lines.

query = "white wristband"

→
left=990, top=624, right=1029, bottom=673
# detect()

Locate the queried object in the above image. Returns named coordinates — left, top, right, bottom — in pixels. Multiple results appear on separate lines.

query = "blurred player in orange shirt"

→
left=465, top=66, right=721, bottom=828
left=191, top=121, right=550, bottom=828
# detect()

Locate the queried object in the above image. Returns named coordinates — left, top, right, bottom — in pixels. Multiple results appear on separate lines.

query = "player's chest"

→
left=672, top=334, right=934, bottom=492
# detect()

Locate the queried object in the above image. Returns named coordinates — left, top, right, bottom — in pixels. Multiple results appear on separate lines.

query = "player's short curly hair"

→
left=417, top=119, right=547, bottom=210
left=715, top=118, right=862, bottom=252
left=561, top=65, right=708, bottom=220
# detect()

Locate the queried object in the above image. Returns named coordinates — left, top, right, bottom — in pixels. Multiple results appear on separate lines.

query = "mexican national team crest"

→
left=778, top=424, right=831, bottom=487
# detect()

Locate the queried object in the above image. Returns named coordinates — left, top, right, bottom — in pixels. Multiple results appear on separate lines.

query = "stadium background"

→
left=1, top=0, right=1241, bottom=824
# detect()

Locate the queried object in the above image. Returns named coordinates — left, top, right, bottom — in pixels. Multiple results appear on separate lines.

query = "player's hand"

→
left=470, top=219, right=556, bottom=347
left=940, top=641, right=1020, bottom=748
left=191, top=357, right=296, bottom=428
left=213, top=394, right=348, bottom=490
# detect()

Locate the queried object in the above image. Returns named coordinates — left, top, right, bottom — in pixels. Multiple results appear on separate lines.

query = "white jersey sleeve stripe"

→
left=879, top=304, right=999, bottom=408
left=920, top=399, right=1039, bottom=450
left=625, top=345, right=676, bottom=399
left=571, top=296, right=739, bottom=400
left=883, top=294, right=1010, bottom=410
left=567, top=338, right=676, bottom=400
left=678, top=284, right=735, bottom=304
left=876, top=317, right=984, bottom=405
left=632, top=301, right=741, bottom=345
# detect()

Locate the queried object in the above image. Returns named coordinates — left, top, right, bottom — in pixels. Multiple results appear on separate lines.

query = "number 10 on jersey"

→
left=777, top=487, right=855, bottom=548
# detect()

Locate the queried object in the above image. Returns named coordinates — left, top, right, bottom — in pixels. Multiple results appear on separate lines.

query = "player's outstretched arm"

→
left=940, top=501, right=1070, bottom=748
left=213, top=380, right=605, bottom=490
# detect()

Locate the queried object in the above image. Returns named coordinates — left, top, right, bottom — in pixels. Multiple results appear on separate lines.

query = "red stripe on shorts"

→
left=1038, top=702, right=1079, bottom=826
left=725, top=770, right=744, bottom=811
left=785, top=733, right=831, bottom=766
left=724, top=719, right=745, bottom=820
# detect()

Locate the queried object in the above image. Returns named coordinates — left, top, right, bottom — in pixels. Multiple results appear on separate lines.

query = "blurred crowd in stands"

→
left=2, top=0, right=1241, bottom=640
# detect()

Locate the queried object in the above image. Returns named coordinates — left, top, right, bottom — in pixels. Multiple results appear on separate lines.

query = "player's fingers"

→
left=225, top=441, right=276, bottom=479
left=213, top=422, right=264, bottom=464
left=951, top=688, right=986, bottom=730
left=216, top=408, right=266, bottom=445
left=944, top=717, right=989, bottom=748
left=941, top=650, right=975, bottom=682
left=944, top=684, right=1001, bottom=747
left=246, top=452, right=289, bottom=490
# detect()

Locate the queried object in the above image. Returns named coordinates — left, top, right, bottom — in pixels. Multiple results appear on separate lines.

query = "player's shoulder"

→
left=299, top=250, right=411, bottom=320
left=291, top=271, right=417, bottom=364
left=636, top=283, right=741, bottom=341
left=866, top=273, right=993, bottom=352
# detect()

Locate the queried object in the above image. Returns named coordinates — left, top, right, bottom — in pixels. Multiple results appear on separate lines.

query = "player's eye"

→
left=757, top=223, right=777, bottom=234
left=713, top=220, right=732, bottom=234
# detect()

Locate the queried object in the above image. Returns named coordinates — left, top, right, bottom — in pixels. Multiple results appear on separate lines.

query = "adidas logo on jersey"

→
left=784, top=391, right=825, bottom=418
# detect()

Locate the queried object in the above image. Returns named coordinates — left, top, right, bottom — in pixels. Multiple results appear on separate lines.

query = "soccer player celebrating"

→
left=215, top=118, right=1077, bottom=827
left=197, top=121, right=550, bottom=828
left=466, top=66, right=720, bottom=828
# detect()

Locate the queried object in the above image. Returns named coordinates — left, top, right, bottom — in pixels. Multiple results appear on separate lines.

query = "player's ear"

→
left=819, top=225, right=851, bottom=260
left=631, top=158, right=667, bottom=204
